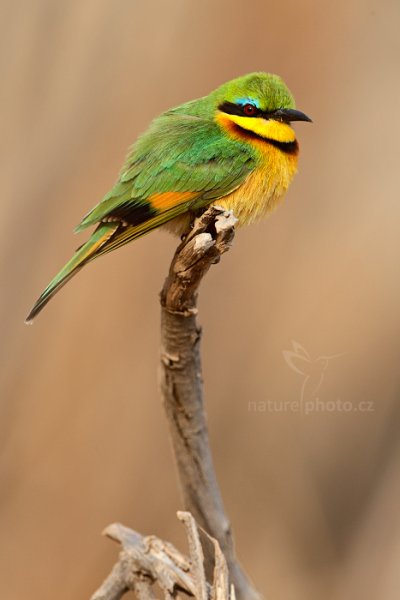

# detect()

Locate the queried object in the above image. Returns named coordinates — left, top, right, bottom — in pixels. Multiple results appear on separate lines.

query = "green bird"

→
left=26, top=72, right=311, bottom=323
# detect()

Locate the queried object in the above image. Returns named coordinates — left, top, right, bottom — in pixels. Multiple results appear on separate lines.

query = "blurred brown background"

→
left=1, top=0, right=400, bottom=598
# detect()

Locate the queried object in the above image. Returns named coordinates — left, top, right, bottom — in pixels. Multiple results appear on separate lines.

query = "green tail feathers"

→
left=25, top=223, right=119, bottom=323
left=26, top=202, right=196, bottom=323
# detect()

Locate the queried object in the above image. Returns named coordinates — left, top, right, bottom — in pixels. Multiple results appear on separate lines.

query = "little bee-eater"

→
left=26, top=72, right=311, bottom=322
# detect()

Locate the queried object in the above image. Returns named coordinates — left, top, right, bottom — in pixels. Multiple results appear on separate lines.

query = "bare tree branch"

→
left=160, top=207, right=259, bottom=600
left=90, top=207, right=260, bottom=600
left=90, top=513, right=232, bottom=600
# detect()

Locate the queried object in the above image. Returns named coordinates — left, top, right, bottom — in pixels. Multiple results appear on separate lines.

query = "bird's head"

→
left=210, top=72, right=311, bottom=148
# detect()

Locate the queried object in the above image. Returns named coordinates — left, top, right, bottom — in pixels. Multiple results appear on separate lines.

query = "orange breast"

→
left=214, top=142, right=298, bottom=225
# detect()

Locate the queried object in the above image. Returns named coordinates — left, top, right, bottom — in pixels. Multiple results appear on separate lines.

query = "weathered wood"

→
left=160, top=207, right=259, bottom=600
left=90, top=513, right=232, bottom=600
left=90, top=207, right=260, bottom=600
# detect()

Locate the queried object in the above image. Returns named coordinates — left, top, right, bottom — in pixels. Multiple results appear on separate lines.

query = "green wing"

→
left=76, top=114, right=255, bottom=233
left=27, top=114, right=255, bottom=322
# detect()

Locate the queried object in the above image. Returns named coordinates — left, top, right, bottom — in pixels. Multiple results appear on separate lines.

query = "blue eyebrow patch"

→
left=235, top=97, right=260, bottom=108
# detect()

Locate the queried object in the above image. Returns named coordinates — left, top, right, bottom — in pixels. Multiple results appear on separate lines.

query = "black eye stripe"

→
left=218, top=101, right=263, bottom=118
left=218, top=102, right=302, bottom=124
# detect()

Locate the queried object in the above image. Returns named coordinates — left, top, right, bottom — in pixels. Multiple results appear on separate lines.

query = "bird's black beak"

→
left=272, top=108, right=312, bottom=123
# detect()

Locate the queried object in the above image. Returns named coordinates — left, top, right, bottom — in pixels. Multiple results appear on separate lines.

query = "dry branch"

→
left=90, top=512, right=233, bottom=600
left=90, top=207, right=260, bottom=600
left=160, top=207, right=259, bottom=600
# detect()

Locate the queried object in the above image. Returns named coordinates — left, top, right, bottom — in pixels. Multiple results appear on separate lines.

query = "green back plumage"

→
left=76, top=114, right=255, bottom=231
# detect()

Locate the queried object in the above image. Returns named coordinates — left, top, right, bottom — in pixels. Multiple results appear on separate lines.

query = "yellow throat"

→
left=215, top=113, right=299, bottom=225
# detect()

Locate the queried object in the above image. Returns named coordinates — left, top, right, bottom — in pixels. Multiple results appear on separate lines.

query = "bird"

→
left=26, top=72, right=311, bottom=323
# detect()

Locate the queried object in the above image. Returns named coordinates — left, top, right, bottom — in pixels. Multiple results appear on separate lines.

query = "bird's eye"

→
left=243, top=103, right=257, bottom=116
